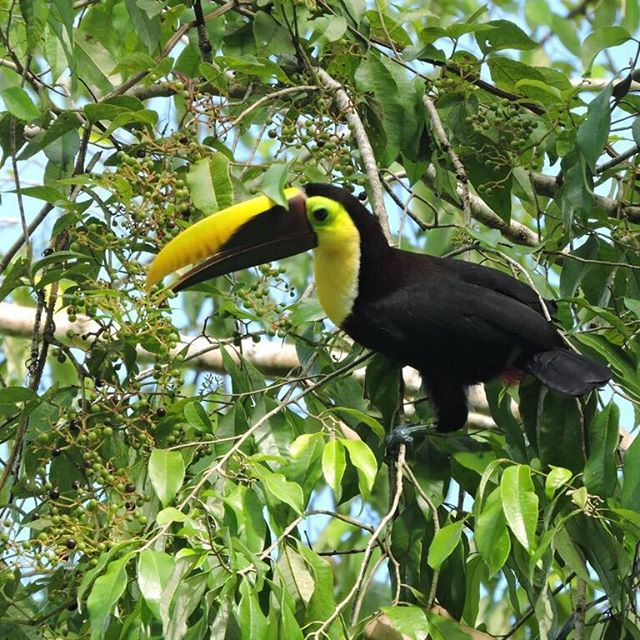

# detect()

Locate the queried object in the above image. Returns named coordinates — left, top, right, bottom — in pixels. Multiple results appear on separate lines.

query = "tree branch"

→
left=423, top=95, right=472, bottom=224
left=315, top=68, right=392, bottom=241
left=530, top=171, right=640, bottom=223
left=422, top=166, right=540, bottom=246
left=0, top=302, right=497, bottom=427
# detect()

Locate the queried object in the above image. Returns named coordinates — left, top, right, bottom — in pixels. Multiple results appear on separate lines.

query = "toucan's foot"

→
left=384, top=423, right=435, bottom=463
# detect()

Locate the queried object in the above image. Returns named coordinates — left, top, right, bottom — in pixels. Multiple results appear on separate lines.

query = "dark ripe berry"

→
left=48, top=488, right=60, bottom=500
left=42, top=248, right=53, bottom=257
left=155, top=407, right=166, bottom=418
left=52, top=448, right=61, bottom=457
left=71, top=480, right=81, bottom=490
left=125, top=502, right=135, bottom=511
left=56, top=354, right=66, bottom=364
left=125, top=483, right=135, bottom=493
left=358, top=192, right=367, bottom=201
left=65, top=539, right=77, bottom=550
left=69, top=420, right=80, bottom=433
left=83, top=460, right=92, bottom=469
left=67, top=601, right=78, bottom=611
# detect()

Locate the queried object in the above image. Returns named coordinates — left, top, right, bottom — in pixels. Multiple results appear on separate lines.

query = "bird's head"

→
left=145, top=183, right=372, bottom=294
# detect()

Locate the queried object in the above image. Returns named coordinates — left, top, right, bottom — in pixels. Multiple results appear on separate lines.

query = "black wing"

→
left=438, top=256, right=557, bottom=317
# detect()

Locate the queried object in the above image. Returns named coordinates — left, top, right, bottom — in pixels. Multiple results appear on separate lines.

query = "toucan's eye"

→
left=313, top=208, right=329, bottom=222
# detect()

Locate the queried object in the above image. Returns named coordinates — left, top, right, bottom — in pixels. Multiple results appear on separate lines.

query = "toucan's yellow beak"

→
left=146, top=188, right=316, bottom=292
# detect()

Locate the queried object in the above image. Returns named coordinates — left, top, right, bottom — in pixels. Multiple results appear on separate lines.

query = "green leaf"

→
left=525, top=0, right=552, bottom=27
left=341, top=439, right=377, bottom=498
left=545, top=466, right=572, bottom=498
left=584, top=402, right=619, bottom=497
left=354, top=56, right=406, bottom=164
left=1, top=87, right=40, bottom=121
left=84, top=96, right=146, bottom=122
left=155, top=507, right=187, bottom=526
left=290, top=432, right=322, bottom=458
left=365, top=9, right=412, bottom=47
left=554, top=527, right=590, bottom=582
left=622, top=436, right=640, bottom=511
left=577, top=83, right=613, bottom=173
left=186, top=154, right=233, bottom=214
left=137, top=550, right=175, bottom=620
left=277, top=545, right=316, bottom=606
left=257, top=163, right=290, bottom=207
left=219, top=55, right=290, bottom=84
left=20, top=0, right=49, bottom=53
left=165, top=572, right=208, bottom=640
left=333, top=406, right=385, bottom=439
left=0, top=386, right=37, bottom=404
left=110, top=52, right=156, bottom=76
left=258, top=468, right=304, bottom=514
left=124, top=0, right=160, bottom=53
left=581, top=26, right=631, bottom=71
left=237, top=579, right=270, bottom=639
left=624, top=296, right=640, bottom=319
left=307, top=15, right=348, bottom=43
left=322, top=439, right=345, bottom=495
left=427, top=520, right=464, bottom=569
left=253, top=11, right=296, bottom=56
left=148, top=449, right=185, bottom=507
left=18, top=111, right=81, bottom=161
left=380, top=605, right=429, bottom=638
left=87, top=553, right=134, bottom=640
left=476, top=20, right=538, bottom=53
left=475, top=486, right=510, bottom=576
left=500, top=465, right=538, bottom=553
left=183, top=400, right=212, bottom=432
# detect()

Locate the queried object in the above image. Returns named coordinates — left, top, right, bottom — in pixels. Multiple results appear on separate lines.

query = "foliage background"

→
left=0, top=0, right=640, bottom=638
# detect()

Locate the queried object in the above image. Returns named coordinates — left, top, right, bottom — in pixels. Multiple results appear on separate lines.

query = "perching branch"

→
left=315, top=68, right=392, bottom=241
left=0, top=302, right=497, bottom=426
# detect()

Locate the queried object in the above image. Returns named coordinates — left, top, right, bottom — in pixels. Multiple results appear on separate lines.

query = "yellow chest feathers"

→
left=312, top=221, right=361, bottom=326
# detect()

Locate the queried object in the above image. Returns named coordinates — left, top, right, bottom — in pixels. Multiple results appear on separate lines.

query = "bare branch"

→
left=315, top=68, right=392, bottom=241
left=0, top=302, right=490, bottom=414
left=530, top=171, right=640, bottom=223
left=423, top=95, right=472, bottom=224
left=422, top=166, right=540, bottom=246
left=596, top=143, right=639, bottom=174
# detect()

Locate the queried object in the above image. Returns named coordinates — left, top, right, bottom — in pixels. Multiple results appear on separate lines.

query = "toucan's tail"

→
left=522, top=350, right=611, bottom=396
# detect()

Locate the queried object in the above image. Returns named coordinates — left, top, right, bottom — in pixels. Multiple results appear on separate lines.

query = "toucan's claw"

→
left=384, top=423, right=435, bottom=463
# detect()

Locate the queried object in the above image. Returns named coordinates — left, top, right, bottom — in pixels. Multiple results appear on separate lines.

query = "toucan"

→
left=147, top=183, right=611, bottom=432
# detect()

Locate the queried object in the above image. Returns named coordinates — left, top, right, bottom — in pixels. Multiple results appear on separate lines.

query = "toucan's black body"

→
left=149, top=182, right=611, bottom=433
left=304, top=185, right=610, bottom=431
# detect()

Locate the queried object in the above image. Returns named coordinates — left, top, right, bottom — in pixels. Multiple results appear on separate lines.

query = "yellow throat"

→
left=311, top=211, right=361, bottom=326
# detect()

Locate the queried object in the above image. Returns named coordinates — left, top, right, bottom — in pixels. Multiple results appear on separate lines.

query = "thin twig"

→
left=311, top=444, right=406, bottom=637
left=403, top=463, right=441, bottom=608
left=193, top=0, right=213, bottom=63
left=10, top=123, right=31, bottom=263
left=423, top=95, right=472, bottom=224
left=315, top=68, right=391, bottom=241
left=574, top=577, right=586, bottom=640
left=230, top=85, right=319, bottom=128
left=596, top=143, right=639, bottom=174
